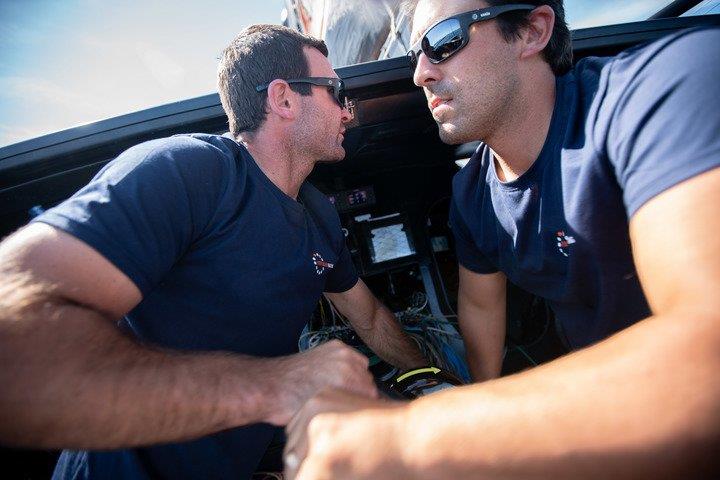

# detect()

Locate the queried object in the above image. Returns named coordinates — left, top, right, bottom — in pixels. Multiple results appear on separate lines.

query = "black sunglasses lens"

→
left=407, top=49, right=417, bottom=67
left=423, top=18, right=464, bottom=62
left=326, top=86, right=337, bottom=101
left=326, top=86, right=343, bottom=106
left=331, top=82, right=346, bottom=107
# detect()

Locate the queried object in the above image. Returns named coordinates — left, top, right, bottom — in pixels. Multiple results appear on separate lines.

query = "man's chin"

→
left=437, top=123, right=472, bottom=145
left=317, top=148, right=346, bottom=163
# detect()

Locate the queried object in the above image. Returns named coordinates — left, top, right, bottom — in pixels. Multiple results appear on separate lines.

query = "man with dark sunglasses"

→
left=283, top=1, right=720, bottom=479
left=0, top=24, right=426, bottom=479
left=256, top=77, right=352, bottom=111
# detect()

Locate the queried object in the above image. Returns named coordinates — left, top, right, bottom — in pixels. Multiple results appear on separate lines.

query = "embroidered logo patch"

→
left=556, top=230, right=576, bottom=257
left=312, top=252, right=334, bottom=275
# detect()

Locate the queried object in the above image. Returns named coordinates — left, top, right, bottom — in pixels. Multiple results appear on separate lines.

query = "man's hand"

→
left=264, top=340, right=379, bottom=426
left=284, top=389, right=405, bottom=480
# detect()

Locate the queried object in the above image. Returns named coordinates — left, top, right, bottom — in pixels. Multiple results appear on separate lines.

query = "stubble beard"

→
left=297, top=101, right=345, bottom=164
left=437, top=70, right=520, bottom=146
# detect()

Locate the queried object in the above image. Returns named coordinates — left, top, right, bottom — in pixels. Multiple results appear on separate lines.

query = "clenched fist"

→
left=283, top=388, right=407, bottom=480
left=264, top=340, right=379, bottom=426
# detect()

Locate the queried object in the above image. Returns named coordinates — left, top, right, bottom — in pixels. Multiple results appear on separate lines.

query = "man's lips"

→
left=430, top=97, right=451, bottom=111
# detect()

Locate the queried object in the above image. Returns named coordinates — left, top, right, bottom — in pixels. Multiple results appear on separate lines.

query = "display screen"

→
left=370, top=223, right=415, bottom=263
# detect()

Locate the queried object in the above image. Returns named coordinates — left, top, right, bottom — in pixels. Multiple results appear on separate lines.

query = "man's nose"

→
left=413, top=51, right=439, bottom=88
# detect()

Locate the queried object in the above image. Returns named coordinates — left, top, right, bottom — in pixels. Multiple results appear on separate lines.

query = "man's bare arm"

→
left=457, top=267, right=506, bottom=381
left=325, top=280, right=426, bottom=370
left=286, top=167, right=720, bottom=480
left=0, top=223, right=377, bottom=450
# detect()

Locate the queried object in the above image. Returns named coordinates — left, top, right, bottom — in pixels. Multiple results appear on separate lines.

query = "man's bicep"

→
left=457, top=266, right=507, bottom=380
left=458, top=266, right=506, bottom=310
left=0, top=223, right=142, bottom=319
left=457, top=266, right=506, bottom=350
left=630, top=166, right=720, bottom=317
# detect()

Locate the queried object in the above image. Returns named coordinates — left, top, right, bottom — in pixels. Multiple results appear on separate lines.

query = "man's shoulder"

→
left=571, top=27, right=719, bottom=84
left=576, top=27, right=720, bottom=83
left=177, top=133, right=245, bottom=156
left=618, top=26, right=719, bottom=62
left=137, top=133, right=242, bottom=165
left=107, top=133, right=245, bottom=183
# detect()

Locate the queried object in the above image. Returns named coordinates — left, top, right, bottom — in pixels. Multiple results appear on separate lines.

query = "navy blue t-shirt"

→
left=34, top=133, right=358, bottom=479
left=450, top=28, right=720, bottom=349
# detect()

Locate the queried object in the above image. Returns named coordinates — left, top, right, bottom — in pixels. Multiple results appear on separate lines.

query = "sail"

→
left=282, top=0, right=413, bottom=67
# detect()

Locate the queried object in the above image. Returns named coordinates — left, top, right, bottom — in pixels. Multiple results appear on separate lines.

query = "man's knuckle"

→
left=326, top=338, right=342, bottom=349
left=308, top=413, right=336, bottom=440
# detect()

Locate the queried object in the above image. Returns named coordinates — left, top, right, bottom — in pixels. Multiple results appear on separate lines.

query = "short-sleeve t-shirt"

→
left=450, top=28, right=720, bottom=349
left=35, top=133, right=358, bottom=479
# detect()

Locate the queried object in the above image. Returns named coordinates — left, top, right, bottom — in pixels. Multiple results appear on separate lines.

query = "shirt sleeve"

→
left=449, top=192, right=498, bottom=274
left=605, top=28, right=720, bottom=218
left=32, top=136, right=233, bottom=295
left=324, top=240, right=359, bottom=293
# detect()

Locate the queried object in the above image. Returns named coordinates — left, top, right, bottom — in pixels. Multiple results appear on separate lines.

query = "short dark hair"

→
left=217, top=24, right=329, bottom=138
left=404, top=1, right=572, bottom=75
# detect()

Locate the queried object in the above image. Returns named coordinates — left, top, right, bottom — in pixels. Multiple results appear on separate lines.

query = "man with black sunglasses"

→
left=0, top=24, right=426, bottom=479
left=283, top=1, right=720, bottom=479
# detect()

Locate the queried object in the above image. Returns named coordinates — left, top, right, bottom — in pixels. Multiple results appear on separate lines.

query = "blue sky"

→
left=0, top=0, right=668, bottom=148
left=0, top=0, right=286, bottom=147
left=565, top=0, right=666, bottom=28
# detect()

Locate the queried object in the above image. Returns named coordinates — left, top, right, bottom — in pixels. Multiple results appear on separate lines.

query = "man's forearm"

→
left=0, top=298, right=279, bottom=449
left=401, top=312, right=720, bottom=479
left=355, top=302, right=426, bottom=370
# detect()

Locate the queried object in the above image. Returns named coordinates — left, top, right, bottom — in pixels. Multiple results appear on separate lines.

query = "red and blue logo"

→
left=556, top=230, right=576, bottom=257
left=312, top=252, right=334, bottom=275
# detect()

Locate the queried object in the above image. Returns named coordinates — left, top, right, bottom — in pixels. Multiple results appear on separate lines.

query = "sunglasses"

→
left=407, top=4, right=535, bottom=67
left=255, top=77, right=352, bottom=111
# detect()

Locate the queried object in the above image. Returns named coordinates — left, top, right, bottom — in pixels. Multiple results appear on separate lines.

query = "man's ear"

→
left=519, top=5, right=555, bottom=60
left=265, top=79, right=297, bottom=120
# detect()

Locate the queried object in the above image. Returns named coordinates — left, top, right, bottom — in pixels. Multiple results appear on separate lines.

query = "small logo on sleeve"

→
left=556, top=230, right=576, bottom=257
left=312, top=252, right=334, bottom=275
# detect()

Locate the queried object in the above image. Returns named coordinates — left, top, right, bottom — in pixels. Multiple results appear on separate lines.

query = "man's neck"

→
left=489, top=69, right=557, bottom=182
left=241, top=131, right=314, bottom=200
